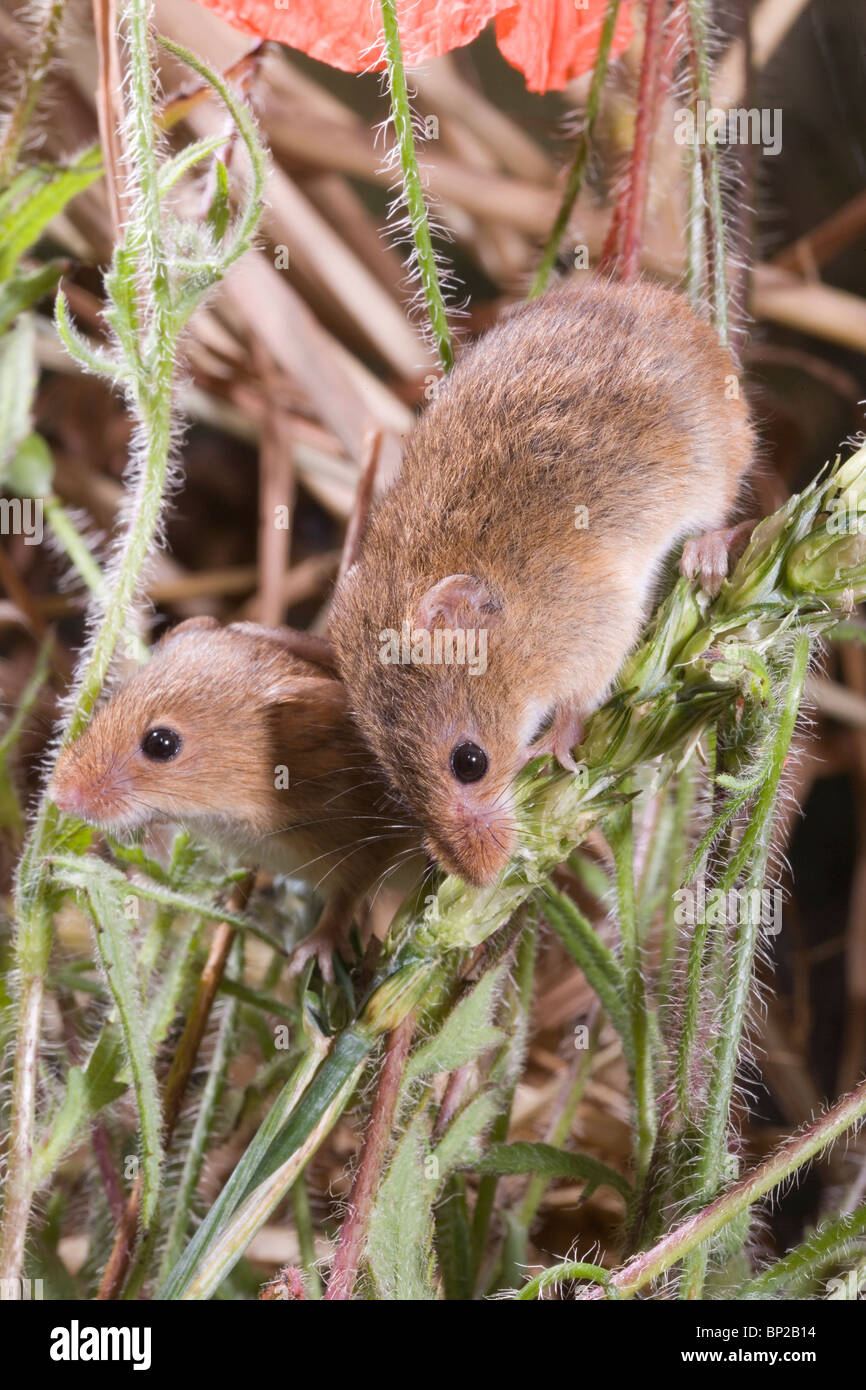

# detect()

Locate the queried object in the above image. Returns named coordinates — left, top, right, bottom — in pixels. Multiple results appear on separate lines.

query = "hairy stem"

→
left=1, top=0, right=266, bottom=1287
left=378, top=0, right=453, bottom=371
left=620, top=0, right=666, bottom=280
left=738, top=1202, right=866, bottom=1299
left=325, top=1014, right=415, bottom=1300
left=611, top=799, right=657, bottom=1183
left=687, top=0, right=729, bottom=344
left=681, top=635, right=809, bottom=1296
left=581, top=1072, right=866, bottom=1299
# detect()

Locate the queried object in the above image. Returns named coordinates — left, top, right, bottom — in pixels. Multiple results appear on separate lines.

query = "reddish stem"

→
left=324, top=1013, right=415, bottom=1300
left=620, top=0, right=668, bottom=281
left=91, top=1122, right=126, bottom=1228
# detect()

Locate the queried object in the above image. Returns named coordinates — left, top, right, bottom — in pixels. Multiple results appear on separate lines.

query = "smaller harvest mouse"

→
left=49, top=618, right=420, bottom=978
left=331, top=278, right=755, bottom=887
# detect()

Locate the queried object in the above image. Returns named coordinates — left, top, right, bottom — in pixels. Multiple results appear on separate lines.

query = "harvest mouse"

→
left=49, top=618, right=420, bottom=978
left=331, top=279, right=754, bottom=888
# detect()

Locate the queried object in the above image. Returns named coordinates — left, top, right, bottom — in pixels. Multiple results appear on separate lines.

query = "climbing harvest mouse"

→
left=49, top=618, right=420, bottom=977
left=331, top=278, right=754, bottom=887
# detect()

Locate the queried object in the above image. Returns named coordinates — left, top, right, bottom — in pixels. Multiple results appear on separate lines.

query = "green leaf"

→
left=541, top=886, right=631, bottom=1048
left=155, top=37, right=266, bottom=275
left=54, top=289, right=123, bottom=379
left=0, top=312, right=37, bottom=472
left=79, top=872, right=163, bottom=1226
left=157, top=135, right=226, bottom=196
left=476, top=1141, right=631, bottom=1200
left=434, top=1175, right=473, bottom=1301
left=51, top=816, right=95, bottom=856
left=8, top=431, right=53, bottom=498
left=433, top=1091, right=500, bottom=1177
left=156, top=1022, right=351, bottom=1300
left=52, top=853, right=286, bottom=952
left=0, top=152, right=102, bottom=281
left=0, top=259, right=65, bottom=334
left=33, top=1027, right=127, bottom=1184
left=218, top=976, right=298, bottom=1024
left=406, top=960, right=506, bottom=1081
left=367, top=1111, right=437, bottom=1300
left=205, top=158, right=231, bottom=244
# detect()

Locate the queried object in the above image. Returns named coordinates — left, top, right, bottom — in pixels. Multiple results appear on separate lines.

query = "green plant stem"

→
left=517, top=1260, right=613, bottom=1301
left=469, top=922, right=536, bottom=1291
left=516, top=1012, right=603, bottom=1232
left=158, top=953, right=240, bottom=1284
left=325, top=1013, right=416, bottom=1300
left=291, top=1175, right=322, bottom=1299
left=738, top=1202, right=866, bottom=1300
left=680, top=634, right=809, bottom=1297
left=658, top=761, right=698, bottom=1021
left=3, top=0, right=183, bottom=1287
left=529, top=0, right=622, bottom=297
left=611, top=799, right=656, bottom=1183
left=675, top=880, right=712, bottom=1120
left=580, top=1072, right=866, bottom=1299
left=0, top=0, right=67, bottom=185
left=687, top=0, right=729, bottom=344
left=378, top=0, right=453, bottom=371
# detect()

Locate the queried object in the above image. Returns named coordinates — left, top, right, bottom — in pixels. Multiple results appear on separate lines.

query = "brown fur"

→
left=330, top=279, right=754, bottom=885
left=50, top=619, right=419, bottom=966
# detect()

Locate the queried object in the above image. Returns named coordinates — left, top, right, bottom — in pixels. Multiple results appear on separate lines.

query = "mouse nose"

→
left=49, top=770, right=88, bottom=818
left=429, top=801, right=516, bottom=885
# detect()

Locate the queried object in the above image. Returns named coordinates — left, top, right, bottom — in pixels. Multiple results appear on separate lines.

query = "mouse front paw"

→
left=288, top=894, right=356, bottom=985
left=529, top=704, right=585, bottom=773
left=288, top=928, right=340, bottom=984
left=680, top=520, right=757, bottom=598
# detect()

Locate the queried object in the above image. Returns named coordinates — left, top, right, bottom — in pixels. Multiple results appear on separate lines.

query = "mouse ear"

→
left=263, top=671, right=351, bottom=742
left=413, top=574, right=502, bottom=631
left=155, top=616, right=220, bottom=649
left=229, top=622, right=337, bottom=674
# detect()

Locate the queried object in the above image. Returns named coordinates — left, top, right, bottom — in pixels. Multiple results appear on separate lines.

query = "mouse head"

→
left=334, top=571, right=543, bottom=887
left=49, top=617, right=349, bottom=840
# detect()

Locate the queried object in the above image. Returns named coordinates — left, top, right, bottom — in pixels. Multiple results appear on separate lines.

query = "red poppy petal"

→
left=189, top=0, right=508, bottom=73
left=495, top=0, right=634, bottom=93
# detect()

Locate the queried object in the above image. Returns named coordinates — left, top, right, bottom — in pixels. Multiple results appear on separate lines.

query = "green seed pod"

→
left=785, top=523, right=866, bottom=599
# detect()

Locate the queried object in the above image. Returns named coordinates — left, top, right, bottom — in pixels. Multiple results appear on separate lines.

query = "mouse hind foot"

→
left=679, top=519, right=757, bottom=598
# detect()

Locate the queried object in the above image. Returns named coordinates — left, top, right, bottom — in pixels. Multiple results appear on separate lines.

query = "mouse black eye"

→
left=141, top=727, right=182, bottom=762
left=450, top=741, right=488, bottom=784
